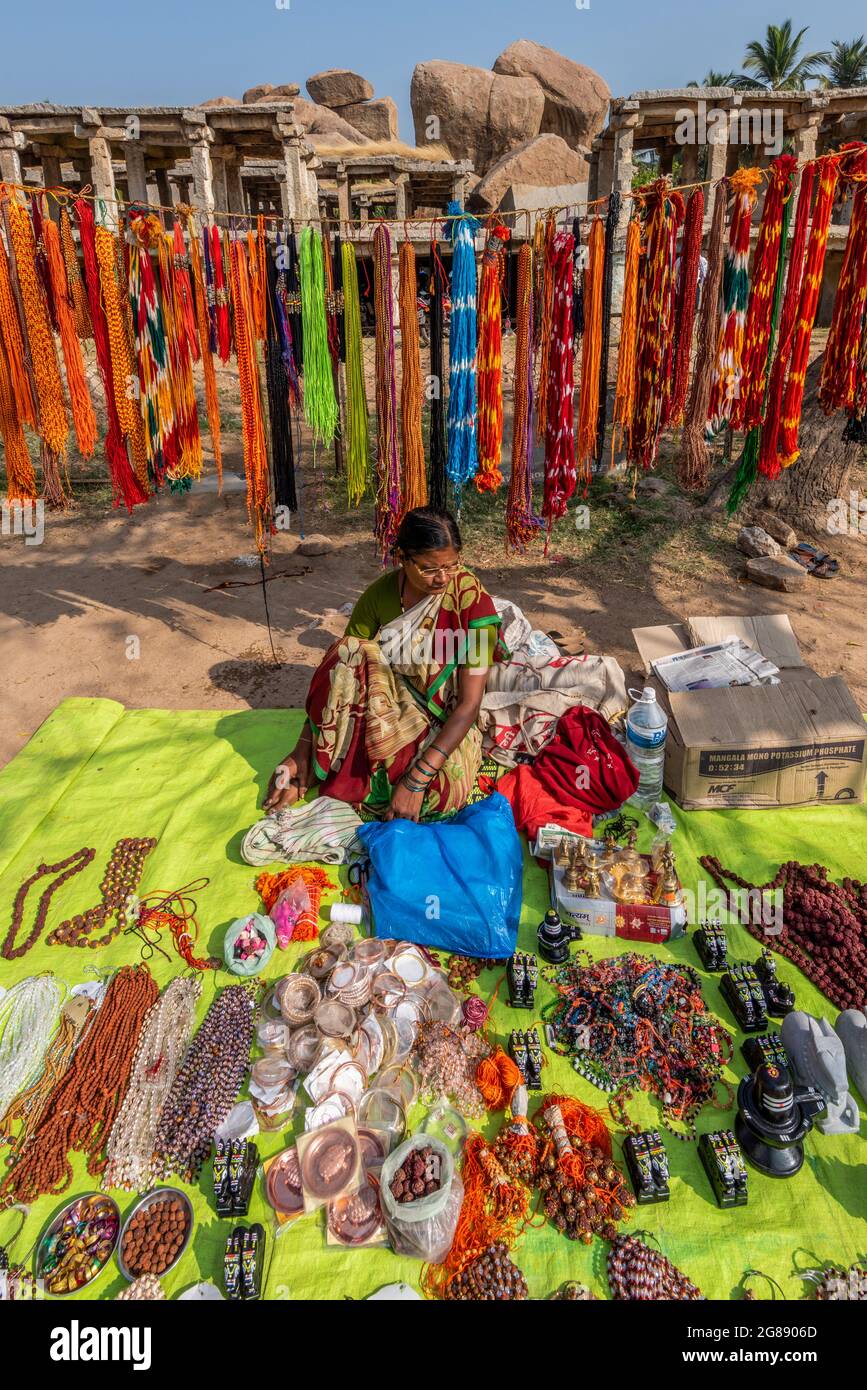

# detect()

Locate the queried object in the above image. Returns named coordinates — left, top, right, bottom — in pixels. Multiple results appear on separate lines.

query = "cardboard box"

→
left=632, top=614, right=867, bottom=810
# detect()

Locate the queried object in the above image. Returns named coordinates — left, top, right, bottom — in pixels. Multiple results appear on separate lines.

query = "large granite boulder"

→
left=469, top=134, right=589, bottom=211
left=292, top=96, right=371, bottom=145
left=242, top=83, right=300, bottom=105
left=411, top=60, right=544, bottom=169
left=493, top=40, right=609, bottom=148
left=307, top=70, right=374, bottom=108
left=340, top=97, right=399, bottom=143
left=198, top=96, right=238, bottom=108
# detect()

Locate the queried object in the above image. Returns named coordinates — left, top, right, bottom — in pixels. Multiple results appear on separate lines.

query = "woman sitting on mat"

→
left=263, top=506, right=506, bottom=823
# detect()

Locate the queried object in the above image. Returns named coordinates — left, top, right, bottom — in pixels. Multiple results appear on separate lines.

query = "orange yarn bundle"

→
left=60, top=208, right=92, bottom=339
left=398, top=241, right=427, bottom=511
left=0, top=221, right=36, bottom=428
left=422, top=1133, right=530, bottom=1299
left=5, top=194, right=69, bottom=463
left=476, top=1045, right=523, bottom=1111
left=611, top=217, right=641, bottom=462
left=172, top=221, right=200, bottom=363
left=255, top=864, right=332, bottom=941
left=475, top=225, right=509, bottom=491
left=0, top=337, right=36, bottom=500
left=230, top=239, right=271, bottom=552
left=94, top=223, right=149, bottom=486
left=575, top=216, right=606, bottom=487
left=43, top=217, right=97, bottom=459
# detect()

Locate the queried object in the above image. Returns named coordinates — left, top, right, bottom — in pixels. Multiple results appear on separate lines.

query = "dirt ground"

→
left=3, top=404, right=866, bottom=773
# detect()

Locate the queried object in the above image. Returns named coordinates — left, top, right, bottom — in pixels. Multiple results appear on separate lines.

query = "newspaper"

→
left=652, top=637, right=780, bottom=693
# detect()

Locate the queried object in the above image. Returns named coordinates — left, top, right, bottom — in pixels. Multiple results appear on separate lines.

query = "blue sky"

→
left=4, top=0, right=864, bottom=138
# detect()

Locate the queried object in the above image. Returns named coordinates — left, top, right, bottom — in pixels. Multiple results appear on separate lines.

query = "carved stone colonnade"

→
left=0, top=101, right=321, bottom=226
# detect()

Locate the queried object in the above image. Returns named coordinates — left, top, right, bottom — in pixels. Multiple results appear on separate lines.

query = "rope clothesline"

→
left=2, top=147, right=850, bottom=241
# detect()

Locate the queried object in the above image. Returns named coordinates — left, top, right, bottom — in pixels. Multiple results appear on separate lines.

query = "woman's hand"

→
left=263, top=756, right=300, bottom=813
left=385, top=780, right=425, bottom=823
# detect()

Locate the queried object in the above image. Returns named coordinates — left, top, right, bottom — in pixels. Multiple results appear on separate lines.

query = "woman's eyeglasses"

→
left=409, top=560, right=461, bottom=578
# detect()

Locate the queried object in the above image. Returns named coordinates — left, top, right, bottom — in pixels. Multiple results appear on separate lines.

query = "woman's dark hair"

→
left=395, top=506, right=462, bottom=557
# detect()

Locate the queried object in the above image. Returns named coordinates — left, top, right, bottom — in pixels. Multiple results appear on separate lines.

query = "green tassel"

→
left=299, top=228, right=338, bottom=446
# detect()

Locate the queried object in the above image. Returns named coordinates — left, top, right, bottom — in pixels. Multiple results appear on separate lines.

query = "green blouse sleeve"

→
left=344, top=571, right=401, bottom=640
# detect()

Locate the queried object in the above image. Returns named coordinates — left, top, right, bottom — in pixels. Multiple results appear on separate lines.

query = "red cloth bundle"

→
left=494, top=706, right=639, bottom=841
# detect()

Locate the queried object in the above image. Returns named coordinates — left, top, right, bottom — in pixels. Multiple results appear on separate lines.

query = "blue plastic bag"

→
left=356, top=793, right=522, bottom=957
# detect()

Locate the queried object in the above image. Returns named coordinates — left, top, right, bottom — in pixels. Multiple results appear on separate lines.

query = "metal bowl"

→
left=36, top=1191, right=120, bottom=1297
left=117, top=1186, right=194, bottom=1281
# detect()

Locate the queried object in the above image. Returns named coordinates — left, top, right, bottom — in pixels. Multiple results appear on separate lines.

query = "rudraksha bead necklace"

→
left=700, top=856, right=867, bottom=1012
left=48, top=837, right=157, bottom=949
left=1, top=848, right=95, bottom=960
left=2, top=965, right=159, bottom=1203
left=608, top=1233, right=703, bottom=1300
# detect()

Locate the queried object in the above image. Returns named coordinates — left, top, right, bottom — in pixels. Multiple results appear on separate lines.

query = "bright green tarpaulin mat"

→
left=0, top=698, right=864, bottom=1301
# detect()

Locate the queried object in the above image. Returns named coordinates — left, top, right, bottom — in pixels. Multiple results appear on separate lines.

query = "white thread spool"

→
left=329, top=902, right=363, bottom=925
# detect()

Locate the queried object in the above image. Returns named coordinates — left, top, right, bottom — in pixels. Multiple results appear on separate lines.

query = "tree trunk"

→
left=752, top=352, right=865, bottom=538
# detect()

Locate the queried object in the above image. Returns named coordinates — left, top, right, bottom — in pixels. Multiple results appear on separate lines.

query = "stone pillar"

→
left=153, top=168, right=172, bottom=211
left=394, top=172, right=410, bottom=224
left=707, top=129, right=728, bottom=187
left=88, top=136, right=117, bottom=228
left=211, top=156, right=229, bottom=215
left=124, top=143, right=148, bottom=205
left=173, top=174, right=193, bottom=206
left=679, top=142, right=699, bottom=186
left=451, top=168, right=468, bottom=207
left=612, top=108, right=639, bottom=236
left=336, top=164, right=351, bottom=227
left=41, top=153, right=64, bottom=220
left=789, top=108, right=825, bottom=225
left=182, top=111, right=215, bottom=223
left=595, top=135, right=616, bottom=201
left=187, top=134, right=215, bottom=221
left=223, top=158, right=245, bottom=215
left=0, top=118, right=23, bottom=184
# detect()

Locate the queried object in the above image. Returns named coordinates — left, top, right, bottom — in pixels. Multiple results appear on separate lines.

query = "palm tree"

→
left=743, top=20, right=829, bottom=89
left=823, top=37, right=867, bottom=87
left=687, top=70, right=755, bottom=89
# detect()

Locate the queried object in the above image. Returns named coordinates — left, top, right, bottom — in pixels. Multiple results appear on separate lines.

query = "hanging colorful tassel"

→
left=373, top=223, right=401, bottom=559
left=341, top=240, right=369, bottom=507
left=572, top=215, right=585, bottom=343
left=667, top=187, right=704, bottom=428
left=630, top=181, right=684, bottom=471
left=398, top=240, right=427, bottom=510
left=127, top=209, right=176, bottom=486
left=60, top=208, right=92, bottom=340
left=446, top=202, right=480, bottom=494
left=183, top=210, right=223, bottom=489
left=299, top=226, right=338, bottom=446
left=42, top=215, right=97, bottom=459
left=5, top=193, right=69, bottom=486
left=575, top=218, right=603, bottom=488
left=156, top=229, right=201, bottom=485
left=534, top=214, right=555, bottom=440
left=595, top=192, right=621, bottom=457
left=679, top=179, right=728, bottom=490
left=758, top=164, right=815, bottom=479
left=264, top=244, right=297, bottom=514
left=209, top=225, right=231, bottom=364
left=733, top=155, right=798, bottom=434
left=94, top=221, right=150, bottom=489
left=230, top=238, right=271, bottom=552
left=611, top=216, right=641, bottom=463
left=506, top=243, right=541, bottom=552
left=475, top=223, right=510, bottom=493
left=707, top=167, right=763, bottom=432
left=727, top=188, right=794, bottom=514
left=0, top=336, right=36, bottom=500
left=74, top=199, right=148, bottom=511
left=428, top=244, right=448, bottom=510
left=542, top=228, right=577, bottom=527
left=0, top=209, right=37, bottom=429
left=777, top=156, right=840, bottom=467
left=820, top=144, right=867, bottom=418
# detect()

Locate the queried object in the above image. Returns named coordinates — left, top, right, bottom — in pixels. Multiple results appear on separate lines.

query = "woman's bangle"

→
left=400, top=773, right=428, bottom=794
left=428, top=742, right=450, bottom=760
left=415, top=756, right=440, bottom=776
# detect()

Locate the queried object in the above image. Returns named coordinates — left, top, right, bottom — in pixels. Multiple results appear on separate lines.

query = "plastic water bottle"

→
left=625, top=687, right=668, bottom=809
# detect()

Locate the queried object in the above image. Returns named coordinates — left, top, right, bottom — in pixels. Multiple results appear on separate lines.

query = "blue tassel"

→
left=445, top=202, right=480, bottom=492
